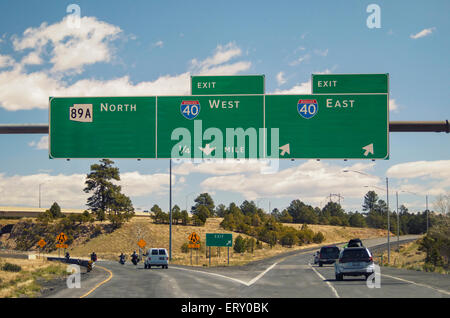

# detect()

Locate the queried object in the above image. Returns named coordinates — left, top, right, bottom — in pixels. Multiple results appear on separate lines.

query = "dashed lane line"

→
left=309, top=263, right=340, bottom=298
left=381, top=273, right=450, bottom=296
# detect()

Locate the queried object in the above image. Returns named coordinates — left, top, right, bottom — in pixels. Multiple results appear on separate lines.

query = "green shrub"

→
left=181, top=242, right=189, bottom=253
left=234, top=235, right=246, bottom=253
left=313, top=231, right=325, bottom=243
left=2, top=262, right=22, bottom=272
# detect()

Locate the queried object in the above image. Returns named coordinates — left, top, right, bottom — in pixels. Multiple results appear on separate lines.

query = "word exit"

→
left=196, top=82, right=216, bottom=89
left=317, top=80, right=338, bottom=87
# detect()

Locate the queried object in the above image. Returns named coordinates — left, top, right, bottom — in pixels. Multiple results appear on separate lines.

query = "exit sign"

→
left=312, top=74, right=389, bottom=94
left=191, top=75, right=265, bottom=95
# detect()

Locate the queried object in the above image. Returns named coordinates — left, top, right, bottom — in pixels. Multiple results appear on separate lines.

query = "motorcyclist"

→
left=90, top=251, right=97, bottom=262
left=131, top=251, right=138, bottom=265
left=119, top=252, right=126, bottom=264
left=65, top=251, right=70, bottom=262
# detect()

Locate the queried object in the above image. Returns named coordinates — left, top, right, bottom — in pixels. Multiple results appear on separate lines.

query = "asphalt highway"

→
left=49, top=235, right=449, bottom=298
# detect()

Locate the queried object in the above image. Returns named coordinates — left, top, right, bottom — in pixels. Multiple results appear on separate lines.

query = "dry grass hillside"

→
left=67, top=217, right=390, bottom=266
left=286, top=223, right=389, bottom=243
left=0, top=257, right=67, bottom=297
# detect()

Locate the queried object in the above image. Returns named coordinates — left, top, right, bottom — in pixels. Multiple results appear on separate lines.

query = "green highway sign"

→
left=49, top=97, right=156, bottom=158
left=157, top=95, right=264, bottom=159
left=191, top=75, right=265, bottom=95
left=206, top=233, right=233, bottom=247
left=265, top=94, right=389, bottom=159
left=49, top=74, right=390, bottom=160
left=312, top=74, right=389, bottom=94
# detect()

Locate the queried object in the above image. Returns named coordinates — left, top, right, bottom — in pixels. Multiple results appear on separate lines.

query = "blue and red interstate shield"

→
left=297, top=99, right=319, bottom=119
left=180, top=100, right=201, bottom=120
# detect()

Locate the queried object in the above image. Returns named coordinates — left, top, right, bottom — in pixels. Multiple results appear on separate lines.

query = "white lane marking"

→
left=381, top=273, right=450, bottom=296
left=247, top=262, right=279, bottom=286
left=171, top=261, right=280, bottom=287
left=172, top=266, right=250, bottom=286
left=309, top=263, right=340, bottom=298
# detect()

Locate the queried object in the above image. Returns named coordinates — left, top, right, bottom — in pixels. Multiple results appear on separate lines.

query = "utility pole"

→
left=169, top=159, right=172, bottom=261
left=426, top=195, right=429, bottom=234
left=386, top=177, right=390, bottom=264
left=39, top=183, right=41, bottom=208
left=396, top=191, right=399, bottom=251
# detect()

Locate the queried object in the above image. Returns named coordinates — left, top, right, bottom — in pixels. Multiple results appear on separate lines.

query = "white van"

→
left=144, top=248, right=169, bottom=269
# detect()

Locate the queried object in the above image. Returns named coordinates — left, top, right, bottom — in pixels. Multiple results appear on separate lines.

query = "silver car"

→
left=334, top=247, right=374, bottom=281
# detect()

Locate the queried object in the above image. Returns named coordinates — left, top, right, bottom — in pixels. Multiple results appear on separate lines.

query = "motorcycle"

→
left=87, top=260, right=95, bottom=272
left=119, top=255, right=126, bottom=265
left=131, top=253, right=140, bottom=266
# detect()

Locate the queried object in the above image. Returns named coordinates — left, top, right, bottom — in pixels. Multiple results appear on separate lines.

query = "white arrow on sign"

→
left=362, top=143, right=374, bottom=156
left=279, top=144, right=290, bottom=156
left=199, top=144, right=216, bottom=156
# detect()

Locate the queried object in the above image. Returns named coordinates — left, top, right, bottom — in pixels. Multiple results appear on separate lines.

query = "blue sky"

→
left=0, top=0, right=448, bottom=213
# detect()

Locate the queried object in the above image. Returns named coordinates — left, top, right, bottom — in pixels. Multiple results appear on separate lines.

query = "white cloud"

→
left=12, top=16, right=122, bottom=73
left=0, top=18, right=250, bottom=111
left=0, top=171, right=179, bottom=208
left=119, top=171, right=178, bottom=197
left=173, top=159, right=271, bottom=176
left=313, top=69, right=332, bottom=75
left=200, top=160, right=379, bottom=204
left=387, top=160, right=450, bottom=196
left=21, top=52, right=43, bottom=65
left=0, top=67, right=191, bottom=111
left=272, top=80, right=311, bottom=94
left=276, top=71, right=286, bottom=86
left=389, top=99, right=399, bottom=112
left=28, top=136, right=48, bottom=150
left=190, top=42, right=251, bottom=75
left=410, top=27, right=436, bottom=39
left=314, top=48, right=328, bottom=57
left=0, top=54, right=14, bottom=68
left=0, top=173, right=88, bottom=208
left=289, top=54, right=310, bottom=66
left=154, top=40, right=164, bottom=48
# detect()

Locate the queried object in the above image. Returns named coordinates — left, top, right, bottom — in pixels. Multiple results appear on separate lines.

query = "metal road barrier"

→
left=0, top=121, right=448, bottom=134
left=47, top=257, right=90, bottom=267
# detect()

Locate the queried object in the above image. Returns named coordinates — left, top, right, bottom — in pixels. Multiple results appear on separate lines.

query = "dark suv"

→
left=318, top=246, right=340, bottom=267
left=347, top=238, right=364, bottom=248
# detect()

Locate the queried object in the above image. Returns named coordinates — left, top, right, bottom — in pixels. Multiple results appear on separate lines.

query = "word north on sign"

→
left=50, top=97, right=156, bottom=159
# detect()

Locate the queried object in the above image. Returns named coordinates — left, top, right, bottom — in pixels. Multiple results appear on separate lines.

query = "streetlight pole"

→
left=426, top=195, right=429, bottom=234
left=185, top=192, right=196, bottom=213
left=169, top=159, right=172, bottom=261
left=38, top=183, right=45, bottom=208
left=396, top=191, right=399, bottom=251
left=344, top=169, right=391, bottom=264
left=386, top=177, right=390, bottom=264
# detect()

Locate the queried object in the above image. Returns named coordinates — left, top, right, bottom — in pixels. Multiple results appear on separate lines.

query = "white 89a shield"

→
left=297, top=99, right=318, bottom=119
